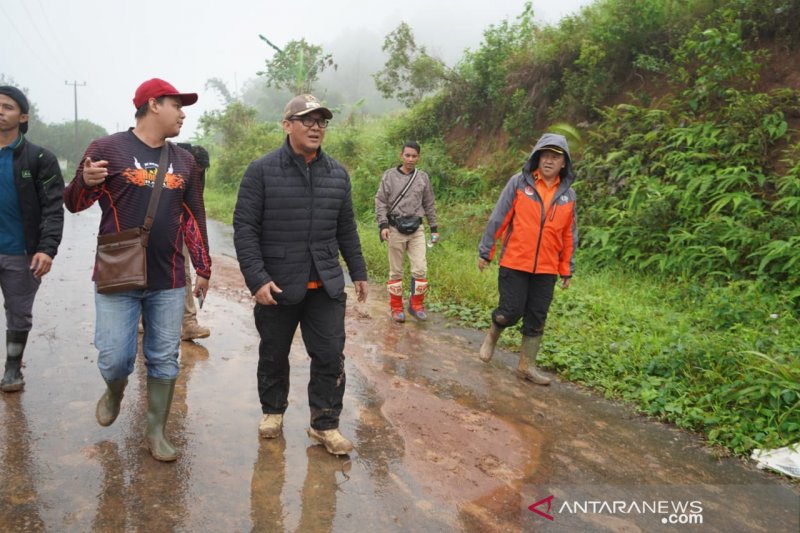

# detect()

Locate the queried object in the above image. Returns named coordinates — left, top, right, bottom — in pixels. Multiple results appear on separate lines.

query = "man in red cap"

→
left=64, top=78, right=211, bottom=462
left=477, top=133, right=578, bottom=386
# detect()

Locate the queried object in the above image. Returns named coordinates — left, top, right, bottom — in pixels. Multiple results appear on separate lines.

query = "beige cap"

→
left=283, top=94, right=333, bottom=120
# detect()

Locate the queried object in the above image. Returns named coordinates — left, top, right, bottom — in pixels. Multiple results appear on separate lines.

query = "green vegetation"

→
left=373, top=22, right=449, bottom=106
left=198, top=0, right=800, bottom=457
left=257, top=36, right=336, bottom=95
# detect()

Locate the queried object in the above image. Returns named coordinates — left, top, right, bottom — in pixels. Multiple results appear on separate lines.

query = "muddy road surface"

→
left=0, top=209, right=798, bottom=532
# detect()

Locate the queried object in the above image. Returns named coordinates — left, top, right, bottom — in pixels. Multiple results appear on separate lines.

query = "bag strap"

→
left=142, top=142, right=170, bottom=231
left=138, top=143, right=170, bottom=247
left=388, top=168, right=418, bottom=216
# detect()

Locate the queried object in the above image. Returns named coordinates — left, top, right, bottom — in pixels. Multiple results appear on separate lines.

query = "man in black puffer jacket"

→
left=234, top=94, right=368, bottom=456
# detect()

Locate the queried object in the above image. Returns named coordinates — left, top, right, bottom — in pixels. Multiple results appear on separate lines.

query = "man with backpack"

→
left=0, top=85, right=65, bottom=393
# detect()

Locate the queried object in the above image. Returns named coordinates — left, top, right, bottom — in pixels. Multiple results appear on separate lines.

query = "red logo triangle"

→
left=528, top=495, right=555, bottom=521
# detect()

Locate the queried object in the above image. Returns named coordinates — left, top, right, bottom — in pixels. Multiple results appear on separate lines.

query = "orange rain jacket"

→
left=478, top=133, right=578, bottom=277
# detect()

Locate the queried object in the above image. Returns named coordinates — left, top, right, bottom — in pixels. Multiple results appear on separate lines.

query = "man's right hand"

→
left=255, top=281, right=283, bottom=305
left=380, top=228, right=390, bottom=242
left=478, top=257, right=489, bottom=271
left=82, top=157, right=109, bottom=187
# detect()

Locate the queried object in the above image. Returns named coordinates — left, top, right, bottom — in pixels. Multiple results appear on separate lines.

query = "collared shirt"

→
left=533, top=170, right=561, bottom=212
left=0, top=135, right=26, bottom=254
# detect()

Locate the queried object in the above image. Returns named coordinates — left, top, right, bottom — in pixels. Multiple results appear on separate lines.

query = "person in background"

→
left=234, top=94, right=368, bottom=456
left=0, top=85, right=65, bottom=393
left=63, top=78, right=211, bottom=461
left=477, top=133, right=578, bottom=386
left=176, top=142, right=211, bottom=341
left=374, top=141, right=438, bottom=322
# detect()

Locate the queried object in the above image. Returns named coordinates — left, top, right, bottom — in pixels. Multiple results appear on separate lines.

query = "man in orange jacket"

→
left=477, top=133, right=578, bottom=385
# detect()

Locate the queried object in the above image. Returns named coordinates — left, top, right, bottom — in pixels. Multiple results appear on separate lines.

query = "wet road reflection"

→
left=251, top=437, right=287, bottom=531
left=250, top=440, right=354, bottom=533
left=0, top=395, right=45, bottom=531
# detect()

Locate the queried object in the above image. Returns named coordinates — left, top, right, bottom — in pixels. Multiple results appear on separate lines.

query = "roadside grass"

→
left=204, top=187, right=236, bottom=224
left=544, top=273, right=799, bottom=455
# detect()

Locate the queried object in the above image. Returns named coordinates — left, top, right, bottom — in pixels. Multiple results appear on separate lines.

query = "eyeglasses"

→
left=289, top=116, right=329, bottom=128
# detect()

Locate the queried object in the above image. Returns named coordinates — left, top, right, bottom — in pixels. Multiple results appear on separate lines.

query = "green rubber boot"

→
left=145, top=377, right=178, bottom=462
left=479, top=323, right=501, bottom=362
left=96, top=378, right=128, bottom=426
left=516, top=335, right=551, bottom=386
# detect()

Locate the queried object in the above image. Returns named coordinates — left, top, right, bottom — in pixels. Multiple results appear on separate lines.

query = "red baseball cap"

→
left=133, top=78, right=198, bottom=108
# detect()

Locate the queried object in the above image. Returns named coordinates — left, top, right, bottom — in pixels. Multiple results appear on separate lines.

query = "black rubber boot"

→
left=96, top=378, right=128, bottom=426
left=145, top=377, right=178, bottom=462
left=1, top=330, right=29, bottom=393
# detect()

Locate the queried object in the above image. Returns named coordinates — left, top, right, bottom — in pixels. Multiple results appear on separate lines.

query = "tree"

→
left=199, top=101, right=283, bottom=188
left=27, top=119, right=108, bottom=170
left=205, top=77, right=236, bottom=105
left=257, top=35, right=336, bottom=95
left=373, top=22, right=449, bottom=107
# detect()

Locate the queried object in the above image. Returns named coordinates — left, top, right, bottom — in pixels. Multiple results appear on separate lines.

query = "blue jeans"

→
left=94, top=287, right=184, bottom=381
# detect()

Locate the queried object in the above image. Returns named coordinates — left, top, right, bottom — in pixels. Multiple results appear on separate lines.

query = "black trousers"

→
left=254, top=289, right=347, bottom=430
left=492, top=267, right=557, bottom=337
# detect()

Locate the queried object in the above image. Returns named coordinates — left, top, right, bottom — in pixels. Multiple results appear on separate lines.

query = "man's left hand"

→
left=354, top=280, right=368, bottom=302
left=195, top=276, right=210, bottom=297
left=29, top=253, right=53, bottom=278
left=560, top=277, right=571, bottom=289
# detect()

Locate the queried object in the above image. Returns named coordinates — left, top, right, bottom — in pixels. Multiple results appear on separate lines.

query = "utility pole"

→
left=65, top=81, right=86, bottom=165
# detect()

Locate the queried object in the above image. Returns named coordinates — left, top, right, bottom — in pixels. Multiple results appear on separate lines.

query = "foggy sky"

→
left=1, top=0, right=593, bottom=141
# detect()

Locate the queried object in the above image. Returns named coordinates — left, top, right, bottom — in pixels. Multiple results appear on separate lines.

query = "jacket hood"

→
left=523, top=133, right=574, bottom=185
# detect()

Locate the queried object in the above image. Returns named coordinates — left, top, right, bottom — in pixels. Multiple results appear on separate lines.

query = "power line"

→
left=34, top=0, right=77, bottom=73
left=0, top=3, right=64, bottom=80
left=16, top=0, right=69, bottom=76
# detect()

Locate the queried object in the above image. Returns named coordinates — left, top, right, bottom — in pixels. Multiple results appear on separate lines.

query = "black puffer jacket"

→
left=11, top=136, right=64, bottom=258
left=233, top=138, right=367, bottom=305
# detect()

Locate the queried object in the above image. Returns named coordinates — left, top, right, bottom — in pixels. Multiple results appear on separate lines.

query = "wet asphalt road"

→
left=0, top=208, right=798, bottom=532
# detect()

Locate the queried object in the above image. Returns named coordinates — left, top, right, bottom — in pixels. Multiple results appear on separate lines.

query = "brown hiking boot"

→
left=307, top=427, right=353, bottom=456
left=259, top=414, right=284, bottom=438
left=182, top=322, right=210, bottom=341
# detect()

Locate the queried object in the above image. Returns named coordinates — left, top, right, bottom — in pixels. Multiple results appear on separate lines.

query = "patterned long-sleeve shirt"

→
left=64, top=130, right=211, bottom=289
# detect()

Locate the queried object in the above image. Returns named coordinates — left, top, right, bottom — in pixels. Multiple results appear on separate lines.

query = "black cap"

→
left=0, top=86, right=30, bottom=134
